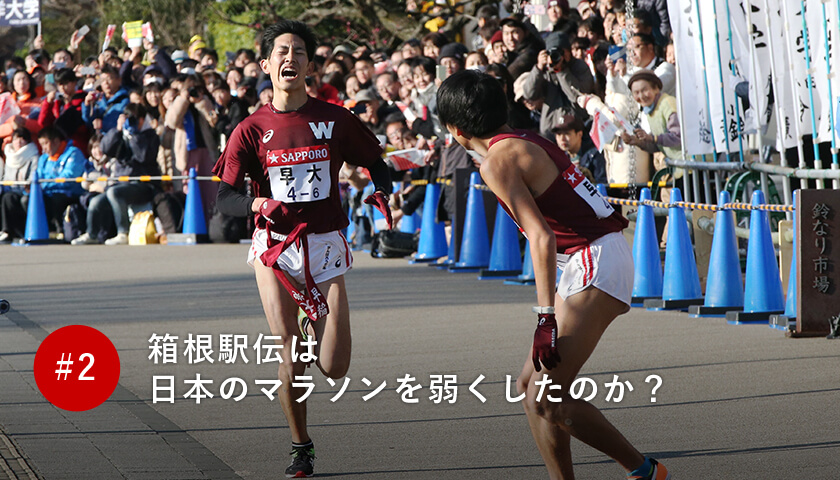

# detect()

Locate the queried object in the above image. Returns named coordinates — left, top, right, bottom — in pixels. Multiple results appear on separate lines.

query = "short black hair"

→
left=12, top=127, right=31, bottom=143
left=632, top=32, right=656, bottom=48
left=261, top=20, right=317, bottom=61
left=124, top=102, right=147, bottom=120
left=100, top=64, right=120, bottom=78
left=38, top=126, right=66, bottom=142
left=54, top=68, right=77, bottom=85
left=235, top=48, right=256, bottom=63
left=410, top=55, right=436, bottom=77
left=437, top=70, right=508, bottom=137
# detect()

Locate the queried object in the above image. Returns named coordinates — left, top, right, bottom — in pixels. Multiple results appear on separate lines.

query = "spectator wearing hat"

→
left=257, top=79, right=274, bottom=107
left=352, top=88, right=386, bottom=136
left=0, top=69, right=43, bottom=149
left=188, top=35, right=208, bottom=62
left=543, top=0, right=580, bottom=37
left=437, top=43, right=468, bottom=80
left=488, top=65, right=537, bottom=132
left=500, top=16, right=545, bottom=79
left=486, top=30, right=507, bottom=65
left=38, top=68, right=91, bottom=156
left=171, top=50, right=188, bottom=66
left=552, top=113, right=607, bottom=183
left=522, top=32, right=596, bottom=140
left=622, top=70, right=681, bottom=163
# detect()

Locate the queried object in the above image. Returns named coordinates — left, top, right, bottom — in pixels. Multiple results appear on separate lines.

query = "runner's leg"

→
left=309, top=274, right=351, bottom=379
left=254, top=260, right=312, bottom=444
left=519, top=287, right=644, bottom=479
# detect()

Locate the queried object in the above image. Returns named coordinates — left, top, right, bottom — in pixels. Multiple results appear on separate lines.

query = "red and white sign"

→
left=385, top=148, right=428, bottom=171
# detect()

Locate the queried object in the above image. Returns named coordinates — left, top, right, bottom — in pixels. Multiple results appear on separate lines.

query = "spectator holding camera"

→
left=99, top=103, right=162, bottom=245
left=163, top=74, right=219, bottom=221
left=522, top=32, right=596, bottom=139
left=82, top=64, right=130, bottom=133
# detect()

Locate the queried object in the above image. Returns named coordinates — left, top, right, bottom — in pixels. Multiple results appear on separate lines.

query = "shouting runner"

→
left=213, top=20, right=392, bottom=478
left=436, top=70, right=669, bottom=480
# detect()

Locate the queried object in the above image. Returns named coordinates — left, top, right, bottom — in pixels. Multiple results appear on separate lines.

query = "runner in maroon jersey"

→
left=213, top=21, right=392, bottom=478
left=437, top=70, right=670, bottom=480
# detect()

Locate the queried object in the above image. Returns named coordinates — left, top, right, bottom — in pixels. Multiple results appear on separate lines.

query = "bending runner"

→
left=436, top=70, right=670, bottom=480
left=213, top=21, right=392, bottom=478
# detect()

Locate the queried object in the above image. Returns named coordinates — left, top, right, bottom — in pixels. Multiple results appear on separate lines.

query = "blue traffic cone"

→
left=479, top=203, right=522, bottom=279
left=631, top=188, right=663, bottom=305
left=24, top=171, right=50, bottom=243
left=399, top=211, right=420, bottom=234
left=505, top=239, right=536, bottom=285
left=645, top=188, right=703, bottom=310
left=689, top=191, right=744, bottom=317
left=727, top=190, right=785, bottom=324
left=770, top=190, right=798, bottom=331
left=183, top=168, right=208, bottom=237
left=451, top=172, right=490, bottom=271
left=412, top=182, right=447, bottom=262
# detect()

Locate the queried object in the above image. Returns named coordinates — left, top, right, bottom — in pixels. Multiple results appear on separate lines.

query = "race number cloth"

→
left=214, top=97, right=381, bottom=317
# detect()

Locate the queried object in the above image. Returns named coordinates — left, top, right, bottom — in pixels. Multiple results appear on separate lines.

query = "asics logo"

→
left=539, top=318, right=546, bottom=326
left=263, top=130, right=275, bottom=143
left=335, top=258, right=342, bottom=268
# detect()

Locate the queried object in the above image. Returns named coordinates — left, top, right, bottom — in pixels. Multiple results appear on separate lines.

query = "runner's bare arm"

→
left=480, top=149, right=557, bottom=308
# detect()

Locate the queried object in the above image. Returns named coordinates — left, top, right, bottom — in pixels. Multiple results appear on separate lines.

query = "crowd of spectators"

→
left=0, top=0, right=680, bottom=246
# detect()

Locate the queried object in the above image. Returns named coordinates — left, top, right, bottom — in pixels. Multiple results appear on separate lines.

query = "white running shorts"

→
left=248, top=229, right=352, bottom=286
left=556, top=232, right=633, bottom=306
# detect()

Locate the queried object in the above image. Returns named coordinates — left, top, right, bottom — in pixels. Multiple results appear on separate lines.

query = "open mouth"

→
left=281, top=66, right=298, bottom=81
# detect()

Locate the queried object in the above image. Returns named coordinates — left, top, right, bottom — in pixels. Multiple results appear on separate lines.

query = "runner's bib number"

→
left=267, top=145, right=332, bottom=203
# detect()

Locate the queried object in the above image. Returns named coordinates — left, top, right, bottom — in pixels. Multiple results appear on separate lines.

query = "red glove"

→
left=258, top=199, right=297, bottom=231
left=364, top=190, right=393, bottom=230
left=532, top=313, right=561, bottom=371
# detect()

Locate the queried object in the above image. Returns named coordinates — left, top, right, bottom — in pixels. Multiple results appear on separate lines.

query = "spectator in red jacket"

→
left=38, top=69, right=91, bottom=156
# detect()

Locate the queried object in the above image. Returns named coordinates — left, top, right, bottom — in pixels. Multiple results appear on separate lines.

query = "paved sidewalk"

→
left=1, top=244, right=838, bottom=479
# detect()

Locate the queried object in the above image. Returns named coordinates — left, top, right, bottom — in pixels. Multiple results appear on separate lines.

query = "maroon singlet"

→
left=488, top=130, right=628, bottom=255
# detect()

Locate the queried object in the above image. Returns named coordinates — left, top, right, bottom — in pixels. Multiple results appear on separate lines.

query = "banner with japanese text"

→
left=668, top=0, right=715, bottom=155
left=0, top=0, right=40, bottom=26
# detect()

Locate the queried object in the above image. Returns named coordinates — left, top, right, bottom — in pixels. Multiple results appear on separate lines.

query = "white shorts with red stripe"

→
left=556, top=232, right=633, bottom=307
left=248, top=228, right=353, bottom=286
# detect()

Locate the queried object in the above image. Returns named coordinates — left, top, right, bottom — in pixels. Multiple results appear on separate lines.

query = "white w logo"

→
left=308, top=121, right=335, bottom=140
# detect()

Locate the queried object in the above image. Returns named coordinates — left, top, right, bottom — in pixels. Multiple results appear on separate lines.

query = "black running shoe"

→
left=285, top=444, right=315, bottom=478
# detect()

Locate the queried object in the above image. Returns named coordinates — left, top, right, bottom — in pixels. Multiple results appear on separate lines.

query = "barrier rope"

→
left=1, top=175, right=222, bottom=187
left=468, top=184, right=795, bottom=212
left=409, top=177, right=453, bottom=186
left=605, top=197, right=795, bottom=212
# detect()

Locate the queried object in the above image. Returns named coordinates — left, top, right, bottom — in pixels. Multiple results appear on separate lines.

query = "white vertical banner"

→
left=698, top=0, right=742, bottom=153
left=765, top=0, right=801, bottom=149
left=668, top=0, right=714, bottom=155
left=741, top=1, right=777, bottom=132
left=803, top=0, right=832, bottom=143
left=728, top=0, right=759, bottom=131
left=781, top=0, right=814, bottom=137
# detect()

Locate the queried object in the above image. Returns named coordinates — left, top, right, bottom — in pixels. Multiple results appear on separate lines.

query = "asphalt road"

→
left=1, top=244, right=838, bottom=479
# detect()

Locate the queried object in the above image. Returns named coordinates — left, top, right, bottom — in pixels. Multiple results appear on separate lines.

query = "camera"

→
left=548, top=48, right=563, bottom=65
left=188, top=87, right=200, bottom=98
